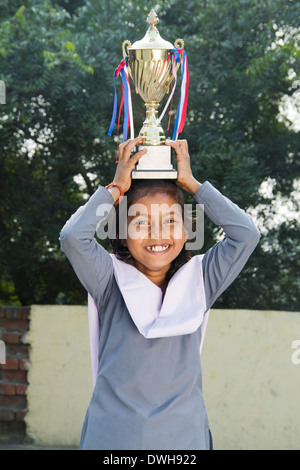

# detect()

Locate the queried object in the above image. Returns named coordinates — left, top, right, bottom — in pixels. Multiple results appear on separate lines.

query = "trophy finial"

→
left=147, top=9, right=159, bottom=27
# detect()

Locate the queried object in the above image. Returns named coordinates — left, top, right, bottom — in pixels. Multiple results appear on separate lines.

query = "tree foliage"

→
left=0, top=0, right=299, bottom=309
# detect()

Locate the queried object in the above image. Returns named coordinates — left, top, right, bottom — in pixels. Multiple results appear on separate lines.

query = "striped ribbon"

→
left=172, top=50, right=189, bottom=140
left=157, top=48, right=189, bottom=141
left=108, top=56, right=134, bottom=143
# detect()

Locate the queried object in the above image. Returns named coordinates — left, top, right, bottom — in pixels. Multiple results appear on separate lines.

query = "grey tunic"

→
left=59, top=181, right=260, bottom=450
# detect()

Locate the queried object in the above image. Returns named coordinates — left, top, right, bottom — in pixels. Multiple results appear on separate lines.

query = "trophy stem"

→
left=140, top=101, right=166, bottom=146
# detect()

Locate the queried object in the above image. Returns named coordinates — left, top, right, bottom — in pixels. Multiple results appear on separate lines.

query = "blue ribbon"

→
left=108, top=69, right=119, bottom=136
left=172, top=50, right=186, bottom=140
left=108, top=56, right=129, bottom=141
left=120, top=68, right=129, bottom=141
left=170, top=48, right=181, bottom=64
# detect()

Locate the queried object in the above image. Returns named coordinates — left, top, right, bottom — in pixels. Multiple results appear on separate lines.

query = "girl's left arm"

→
left=194, top=181, right=261, bottom=310
left=166, top=138, right=260, bottom=309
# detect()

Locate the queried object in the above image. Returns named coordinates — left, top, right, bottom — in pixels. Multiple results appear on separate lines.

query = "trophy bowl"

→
left=122, top=9, right=184, bottom=178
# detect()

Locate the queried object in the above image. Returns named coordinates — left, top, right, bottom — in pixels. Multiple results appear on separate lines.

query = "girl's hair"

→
left=111, top=179, right=192, bottom=282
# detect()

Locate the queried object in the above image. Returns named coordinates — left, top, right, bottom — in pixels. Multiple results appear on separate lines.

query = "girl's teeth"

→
left=147, top=245, right=169, bottom=252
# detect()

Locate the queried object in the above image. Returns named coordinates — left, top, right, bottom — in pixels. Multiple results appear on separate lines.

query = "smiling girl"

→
left=60, top=136, right=260, bottom=450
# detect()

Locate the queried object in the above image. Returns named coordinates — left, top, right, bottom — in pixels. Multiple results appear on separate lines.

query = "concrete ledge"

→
left=24, top=306, right=300, bottom=449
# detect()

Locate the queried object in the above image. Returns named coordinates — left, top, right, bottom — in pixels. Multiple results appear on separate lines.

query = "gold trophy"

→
left=122, top=9, right=185, bottom=179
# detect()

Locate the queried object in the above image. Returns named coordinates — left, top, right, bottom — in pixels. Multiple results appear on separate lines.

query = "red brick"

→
left=1, top=370, right=27, bottom=383
left=21, top=310, right=30, bottom=320
left=0, top=307, right=30, bottom=320
left=0, top=383, right=16, bottom=395
left=1, top=358, right=19, bottom=370
left=18, top=359, right=29, bottom=371
left=3, top=308, right=22, bottom=319
left=0, top=409, right=15, bottom=422
left=1, top=319, right=29, bottom=331
left=0, top=307, right=30, bottom=432
left=16, top=410, right=26, bottom=422
left=2, top=333, right=20, bottom=344
left=0, top=395, right=26, bottom=408
left=6, top=344, right=29, bottom=357
left=16, top=384, right=27, bottom=395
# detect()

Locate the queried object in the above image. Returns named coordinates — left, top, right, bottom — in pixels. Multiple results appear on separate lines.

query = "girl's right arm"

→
left=60, top=136, right=146, bottom=304
left=59, top=186, right=115, bottom=305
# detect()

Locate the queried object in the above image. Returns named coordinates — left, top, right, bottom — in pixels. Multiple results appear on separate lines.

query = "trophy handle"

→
left=122, top=40, right=132, bottom=59
left=174, top=38, right=184, bottom=50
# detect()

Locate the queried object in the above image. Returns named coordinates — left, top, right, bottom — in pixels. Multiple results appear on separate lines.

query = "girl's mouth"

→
left=145, top=244, right=171, bottom=253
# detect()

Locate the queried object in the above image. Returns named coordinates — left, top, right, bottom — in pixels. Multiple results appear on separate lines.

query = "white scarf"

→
left=88, top=254, right=210, bottom=386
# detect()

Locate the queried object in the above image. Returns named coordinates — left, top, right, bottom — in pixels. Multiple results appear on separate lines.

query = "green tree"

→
left=0, top=0, right=299, bottom=309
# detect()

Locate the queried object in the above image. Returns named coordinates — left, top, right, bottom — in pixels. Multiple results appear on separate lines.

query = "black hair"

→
left=110, top=179, right=192, bottom=282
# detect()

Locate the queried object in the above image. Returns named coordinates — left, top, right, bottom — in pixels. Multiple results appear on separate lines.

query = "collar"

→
left=111, top=254, right=207, bottom=338
left=88, top=255, right=210, bottom=387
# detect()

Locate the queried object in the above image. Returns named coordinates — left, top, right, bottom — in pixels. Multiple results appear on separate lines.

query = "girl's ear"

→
left=121, top=239, right=127, bottom=247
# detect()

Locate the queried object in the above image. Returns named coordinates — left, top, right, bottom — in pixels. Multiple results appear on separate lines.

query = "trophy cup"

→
left=119, top=9, right=187, bottom=179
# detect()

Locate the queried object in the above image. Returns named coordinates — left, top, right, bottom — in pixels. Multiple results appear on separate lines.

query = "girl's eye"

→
left=135, top=220, right=149, bottom=226
left=164, top=218, right=177, bottom=224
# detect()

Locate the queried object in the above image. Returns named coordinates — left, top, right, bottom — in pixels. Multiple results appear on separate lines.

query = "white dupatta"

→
left=88, top=255, right=210, bottom=386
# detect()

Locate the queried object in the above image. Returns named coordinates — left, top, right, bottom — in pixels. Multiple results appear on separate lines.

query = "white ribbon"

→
left=124, top=64, right=135, bottom=140
left=158, top=54, right=178, bottom=132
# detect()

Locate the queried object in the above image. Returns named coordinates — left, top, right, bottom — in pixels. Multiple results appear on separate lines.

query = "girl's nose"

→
left=151, top=221, right=171, bottom=240
left=150, top=222, right=162, bottom=239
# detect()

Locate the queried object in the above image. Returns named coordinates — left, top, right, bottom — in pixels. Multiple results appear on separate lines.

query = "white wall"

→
left=202, top=309, right=300, bottom=450
left=25, top=305, right=93, bottom=447
left=25, top=306, right=300, bottom=449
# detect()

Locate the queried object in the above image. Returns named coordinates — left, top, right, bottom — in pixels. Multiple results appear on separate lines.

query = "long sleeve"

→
left=194, top=181, right=261, bottom=309
left=59, top=186, right=115, bottom=305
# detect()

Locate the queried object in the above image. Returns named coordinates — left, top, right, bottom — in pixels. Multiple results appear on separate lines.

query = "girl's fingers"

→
left=165, top=139, right=187, bottom=153
left=119, top=136, right=143, bottom=161
left=129, top=148, right=147, bottom=166
left=165, top=139, right=178, bottom=150
left=165, top=139, right=189, bottom=159
left=118, top=139, right=131, bottom=160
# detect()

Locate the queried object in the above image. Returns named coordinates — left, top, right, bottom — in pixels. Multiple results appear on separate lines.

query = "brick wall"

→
left=0, top=307, right=30, bottom=443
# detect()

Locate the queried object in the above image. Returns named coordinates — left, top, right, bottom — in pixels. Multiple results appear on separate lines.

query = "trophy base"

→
left=132, top=145, right=177, bottom=180
left=131, top=169, right=178, bottom=179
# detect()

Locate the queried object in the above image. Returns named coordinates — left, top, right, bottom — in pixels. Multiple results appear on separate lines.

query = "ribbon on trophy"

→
left=108, top=48, right=189, bottom=143
left=158, top=47, right=189, bottom=140
left=108, top=55, right=134, bottom=150
left=172, top=49, right=189, bottom=140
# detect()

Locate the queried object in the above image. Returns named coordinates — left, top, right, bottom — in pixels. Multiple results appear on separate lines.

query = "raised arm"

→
left=194, top=182, right=260, bottom=309
left=59, top=136, right=147, bottom=305
left=59, top=187, right=115, bottom=305
left=165, top=139, right=260, bottom=309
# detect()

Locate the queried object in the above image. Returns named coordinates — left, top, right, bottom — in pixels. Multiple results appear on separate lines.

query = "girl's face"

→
left=124, top=192, right=187, bottom=276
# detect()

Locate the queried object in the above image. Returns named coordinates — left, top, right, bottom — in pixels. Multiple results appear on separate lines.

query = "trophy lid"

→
left=129, top=9, right=174, bottom=50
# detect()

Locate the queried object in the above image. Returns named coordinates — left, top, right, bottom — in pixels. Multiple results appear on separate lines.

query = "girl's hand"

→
left=165, top=139, right=201, bottom=194
left=112, top=136, right=147, bottom=193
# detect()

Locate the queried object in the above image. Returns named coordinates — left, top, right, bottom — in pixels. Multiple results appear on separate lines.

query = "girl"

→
left=60, top=136, right=260, bottom=450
